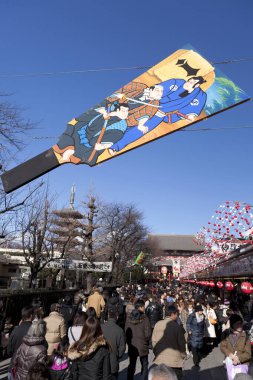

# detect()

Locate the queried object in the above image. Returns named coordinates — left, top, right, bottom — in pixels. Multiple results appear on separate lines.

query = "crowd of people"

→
left=1, top=281, right=253, bottom=380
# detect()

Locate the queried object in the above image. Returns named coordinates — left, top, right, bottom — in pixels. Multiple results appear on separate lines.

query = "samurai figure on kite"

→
left=53, top=72, right=207, bottom=165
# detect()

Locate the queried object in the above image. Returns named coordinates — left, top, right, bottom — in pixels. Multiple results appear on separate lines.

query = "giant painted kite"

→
left=1, top=47, right=250, bottom=193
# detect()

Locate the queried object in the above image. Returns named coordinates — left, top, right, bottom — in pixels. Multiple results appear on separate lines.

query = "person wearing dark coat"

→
left=68, top=316, right=111, bottom=380
left=125, top=300, right=152, bottom=380
left=101, top=308, right=126, bottom=380
left=145, top=295, right=163, bottom=329
left=105, top=291, right=125, bottom=328
left=186, top=304, right=205, bottom=367
left=11, top=320, right=47, bottom=380
left=60, top=295, right=76, bottom=329
left=7, top=306, right=34, bottom=358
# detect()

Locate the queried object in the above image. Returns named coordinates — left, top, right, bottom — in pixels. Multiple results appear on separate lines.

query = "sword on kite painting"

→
left=1, top=47, right=250, bottom=193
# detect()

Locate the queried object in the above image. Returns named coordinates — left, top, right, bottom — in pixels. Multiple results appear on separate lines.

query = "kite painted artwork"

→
left=1, top=46, right=250, bottom=193
left=53, top=47, right=249, bottom=166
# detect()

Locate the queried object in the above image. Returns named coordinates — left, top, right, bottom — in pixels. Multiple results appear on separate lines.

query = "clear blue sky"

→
left=0, top=0, right=252, bottom=234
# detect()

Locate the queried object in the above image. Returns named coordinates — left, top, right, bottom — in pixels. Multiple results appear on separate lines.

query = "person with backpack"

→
left=145, top=295, right=163, bottom=330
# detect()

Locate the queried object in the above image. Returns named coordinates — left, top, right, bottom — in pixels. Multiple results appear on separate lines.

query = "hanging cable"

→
left=30, top=125, right=253, bottom=140
left=0, top=57, right=253, bottom=79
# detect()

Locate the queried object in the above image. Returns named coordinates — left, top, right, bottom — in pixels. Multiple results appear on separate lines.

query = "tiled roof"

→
left=148, top=234, right=204, bottom=252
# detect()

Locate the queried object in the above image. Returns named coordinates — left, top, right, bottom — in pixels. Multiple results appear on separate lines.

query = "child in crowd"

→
left=49, top=342, right=72, bottom=380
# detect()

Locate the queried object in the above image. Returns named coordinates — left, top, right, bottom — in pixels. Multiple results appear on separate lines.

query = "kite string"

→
left=0, top=57, right=253, bottom=78
left=31, top=125, right=253, bottom=140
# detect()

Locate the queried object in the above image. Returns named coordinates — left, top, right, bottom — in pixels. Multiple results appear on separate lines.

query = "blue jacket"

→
left=186, top=312, right=205, bottom=348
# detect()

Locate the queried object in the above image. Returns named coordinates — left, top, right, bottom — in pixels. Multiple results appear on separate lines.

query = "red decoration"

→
left=241, top=282, right=253, bottom=294
left=225, top=281, right=234, bottom=291
left=217, top=281, right=224, bottom=289
left=209, top=281, right=215, bottom=288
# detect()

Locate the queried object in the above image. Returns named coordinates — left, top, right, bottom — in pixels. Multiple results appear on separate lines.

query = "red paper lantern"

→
left=225, top=281, right=234, bottom=291
left=205, top=281, right=210, bottom=286
left=209, top=281, right=215, bottom=288
left=217, top=281, right=224, bottom=289
left=241, top=282, right=253, bottom=295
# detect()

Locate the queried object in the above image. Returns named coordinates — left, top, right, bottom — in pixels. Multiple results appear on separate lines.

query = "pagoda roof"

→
left=52, top=208, right=83, bottom=219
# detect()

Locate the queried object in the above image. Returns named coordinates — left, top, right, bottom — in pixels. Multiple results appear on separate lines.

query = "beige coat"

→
left=44, top=312, right=66, bottom=355
left=152, top=317, right=186, bottom=368
left=87, top=291, right=105, bottom=318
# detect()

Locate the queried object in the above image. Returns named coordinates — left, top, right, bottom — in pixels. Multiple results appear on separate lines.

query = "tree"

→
left=97, top=203, right=148, bottom=284
left=80, top=196, right=100, bottom=291
left=0, top=92, right=38, bottom=240
left=0, top=93, right=33, bottom=167
left=17, top=188, right=55, bottom=288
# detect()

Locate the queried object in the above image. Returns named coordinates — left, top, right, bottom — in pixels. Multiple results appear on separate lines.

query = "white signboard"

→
left=173, top=259, right=180, bottom=275
left=211, top=241, right=241, bottom=255
left=43, top=259, right=112, bottom=272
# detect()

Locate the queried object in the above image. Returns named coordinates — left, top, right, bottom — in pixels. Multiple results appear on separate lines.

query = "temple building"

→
left=148, top=234, right=204, bottom=278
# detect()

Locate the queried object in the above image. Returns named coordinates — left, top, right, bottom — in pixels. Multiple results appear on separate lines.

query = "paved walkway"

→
left=118, top=346, right=227, bottom=380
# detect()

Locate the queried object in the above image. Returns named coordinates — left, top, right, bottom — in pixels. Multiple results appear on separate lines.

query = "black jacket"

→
left=125, top=310, right=151, bottom=357
left=146, top=302, right=163, bottom=328
left=60, top=304, right=76, bottom=329
left=7, top=321, right=32, bottom=357
left=68, top=338, right=112, bottom=380
left=105, top=296, right=125, bottom=328
left=101, top=319, right=126, bottom=374
left=106, top=297, right=124, bottom=317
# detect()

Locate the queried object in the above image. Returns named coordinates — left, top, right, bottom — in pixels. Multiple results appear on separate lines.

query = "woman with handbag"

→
left=205, top=302, right=217, bottom=348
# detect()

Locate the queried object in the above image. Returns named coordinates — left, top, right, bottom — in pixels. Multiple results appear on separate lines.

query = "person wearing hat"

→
left=220, top=314, right=251, bottom=368
left=186, top=304, right=205, bottom=367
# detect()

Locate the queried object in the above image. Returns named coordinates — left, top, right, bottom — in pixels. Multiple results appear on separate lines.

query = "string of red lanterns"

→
left=182, top=279, right=253, bottom=294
